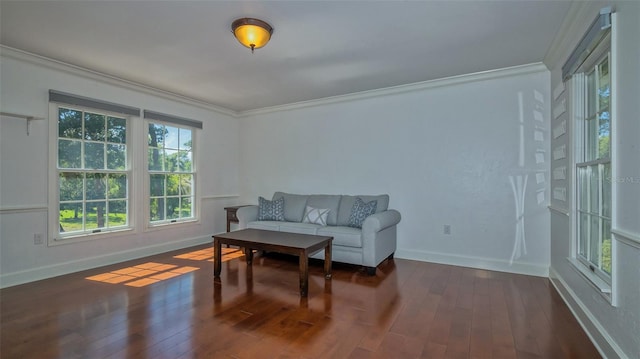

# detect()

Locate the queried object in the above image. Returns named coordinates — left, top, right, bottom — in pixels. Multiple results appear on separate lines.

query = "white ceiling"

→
left=0, top=1, right=571, bottom=113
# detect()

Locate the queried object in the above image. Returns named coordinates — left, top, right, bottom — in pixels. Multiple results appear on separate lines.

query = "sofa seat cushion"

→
left=277, top=222, right=322, bottom=235
left=247, top=221, right=322, bottom=235
left=248, top=221, right=281, bottom=231
left=317, top=226, right=362, bottom=248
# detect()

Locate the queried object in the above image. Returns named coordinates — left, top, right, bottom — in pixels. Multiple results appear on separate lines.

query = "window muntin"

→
left=147, top=122, right=195, bottom=224
left=57, top=107, right=129, bottom=236
left=576, top=53, right=612, bottom=279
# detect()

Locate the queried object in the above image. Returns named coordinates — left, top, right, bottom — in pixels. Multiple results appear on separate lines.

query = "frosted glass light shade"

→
left=232, top=18, right=273, bottom=53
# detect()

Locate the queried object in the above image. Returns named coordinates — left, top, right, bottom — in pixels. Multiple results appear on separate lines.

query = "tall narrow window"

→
left=147, top=122, right=195, bottom=224
left=576, top=53, right=612, bottom=280
left=56, top=106, right=130, bottom=236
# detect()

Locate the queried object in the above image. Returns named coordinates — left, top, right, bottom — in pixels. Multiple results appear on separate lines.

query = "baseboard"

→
left=549, top=267, right=627, bottom=359
left=0, top=235, right=211, bottom=289
left=395, top=248, right=549, bottom=277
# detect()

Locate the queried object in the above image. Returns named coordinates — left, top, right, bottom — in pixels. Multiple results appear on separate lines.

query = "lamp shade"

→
left=232, top=18, right=273, bottom=53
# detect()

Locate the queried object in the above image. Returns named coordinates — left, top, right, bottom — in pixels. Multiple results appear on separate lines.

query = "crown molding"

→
left=237, top=63, right=549, bottom=117
left=2, top=45, right=548, bottom=119
left=0, top=45, right=236, bottom=117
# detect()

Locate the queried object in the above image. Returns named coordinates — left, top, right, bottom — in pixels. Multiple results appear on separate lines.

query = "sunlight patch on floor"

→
left=85, top=248, right=246, bottom=287
left=173, top=247, right=245, bottom=262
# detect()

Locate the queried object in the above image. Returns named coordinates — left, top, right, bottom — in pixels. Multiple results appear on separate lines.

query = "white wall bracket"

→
left=0, top=111, right=45, bottom=135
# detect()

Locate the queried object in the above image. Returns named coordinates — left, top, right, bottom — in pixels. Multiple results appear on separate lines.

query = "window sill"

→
left=146, top=218, right=200, bottom=232
left=566, top=257, right=613, bottom=304
left=50, top=227, right=134, bottom=246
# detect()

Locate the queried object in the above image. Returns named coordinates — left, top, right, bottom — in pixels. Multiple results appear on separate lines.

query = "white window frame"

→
left=48, top=103, right=135, bottom=245
left=566, top=10, right=618, bottom=305
left=144, top=120, right=198, bottom=228
left=574, top=49, right=612, bottom=282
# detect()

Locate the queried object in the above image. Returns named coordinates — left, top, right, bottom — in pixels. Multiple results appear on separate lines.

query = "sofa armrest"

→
left=362, top=209, right=401, bottom=235
left=236, top=205, right=258, bottom=228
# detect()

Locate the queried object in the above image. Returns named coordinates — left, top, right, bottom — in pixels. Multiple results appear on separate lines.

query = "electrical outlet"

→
left=443, top=225, right=451, bottom=235
left=34, top=233, right=44, bottom=245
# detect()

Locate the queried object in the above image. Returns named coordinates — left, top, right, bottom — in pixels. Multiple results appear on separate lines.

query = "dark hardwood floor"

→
left=0, top=244, right=601, bottom=359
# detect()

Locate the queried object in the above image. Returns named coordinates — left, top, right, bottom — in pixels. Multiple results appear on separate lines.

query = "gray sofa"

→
left=236, top=192, right=401, bottom=275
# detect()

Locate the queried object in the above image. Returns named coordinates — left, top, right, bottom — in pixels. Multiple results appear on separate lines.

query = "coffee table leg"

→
left=299, top=252, right=309, bottom=297
left=245, top=248, right=253, bottom=264
left=214, top=238, right=222, bottom=277
left=324, top=239, right=332, bottom=279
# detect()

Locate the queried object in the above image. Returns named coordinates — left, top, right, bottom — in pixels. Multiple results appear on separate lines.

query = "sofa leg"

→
left=365, top=266, right=377, bottom=276
left=387, top=252, right=394, bottom=260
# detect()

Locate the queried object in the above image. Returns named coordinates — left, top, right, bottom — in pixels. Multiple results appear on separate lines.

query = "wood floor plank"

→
left=0, top=244, right=601, bottom=359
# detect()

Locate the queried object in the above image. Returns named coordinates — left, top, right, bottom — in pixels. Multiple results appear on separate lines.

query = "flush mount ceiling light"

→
left=231, top=18, right=273, bottom=53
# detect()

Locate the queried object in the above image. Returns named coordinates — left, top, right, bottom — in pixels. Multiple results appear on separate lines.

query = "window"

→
left=576, top=53, right=612, bottom=281
left=56, top=106, right=130, bottom=236
left=49, top=91, right=201, bottom=242
left=147, top=122, right=195, bottom=224
left=564, top=8, right=613, bottom=287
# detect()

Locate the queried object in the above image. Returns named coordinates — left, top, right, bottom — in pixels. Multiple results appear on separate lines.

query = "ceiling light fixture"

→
left=231, top=18, right=273, bottom=53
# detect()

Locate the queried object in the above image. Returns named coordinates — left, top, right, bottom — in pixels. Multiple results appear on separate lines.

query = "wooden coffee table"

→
left=212, top=228, right=333, bottom=297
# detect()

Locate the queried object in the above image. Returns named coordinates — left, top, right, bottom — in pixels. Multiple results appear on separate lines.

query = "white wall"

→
left=0, top=48, right=241, bottom=287
left=239, top=65, right=551, bottom=276
left=545, top=2, right=640, bottom=358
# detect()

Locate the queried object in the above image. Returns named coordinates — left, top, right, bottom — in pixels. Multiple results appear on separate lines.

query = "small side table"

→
left=224, top=205, right=251, bottom=232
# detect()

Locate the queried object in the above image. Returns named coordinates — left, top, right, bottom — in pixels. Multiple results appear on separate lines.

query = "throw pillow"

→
left=257, top=196, right=285, bottom=221
left=348, top=198, right=377, bottom=228
left=302, top=206, right=330, bottom=226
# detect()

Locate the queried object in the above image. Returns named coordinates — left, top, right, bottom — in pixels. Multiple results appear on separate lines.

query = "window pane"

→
left=58, top=139, right=82, bottom=168
left=164, top=126, right=179, bottom=149
left=86, top=173, right=106, bottom=200
left=59, top=203, right=83, bottom=232
left=579, top=212, right=589, bottom=258
left=148, top=123, right=165, bottom=147
left=167, top=174, right=180, bottom=196
left=107, top=117, right=126, bottom=143
left=148, top=148, right=164, bottom=171
left=108, top=200, right=127, bottom=227
left=586, top=71, right=596, bottom=117
left=180, top=128, right=192, bottom=150
left=84, top=113, right=106, bottom=141
left=58, top=108, right=82, bottom=139
left=166, top=197, right=179, bottom=219
left=598, top=110, right=610, bottom=159
left=150, top=174, right=165, bottom=197
left=60, top=172, right=83, bottom=201
left=598, top=57, right=610, bottom=108
left=86, top=201, right=107, bottom=230
left=181, top=197, right=192, bottom=218
left=602, top=220, right=612, bottom=274
left=108, top=174, right=127, bottom=199
left=585, top=116, right=598, bottom=162
left=85, top=142, right=105, bottom=169
left=107, top=144, right=126, bottom=170
left=589, top=216, right=600, bottom=265
left=180, top=174, right=192, bottom=196
left=150, top=198, right=165, bottom=221
left=178, top=151, right=192, bottom=172
left=165, top=149, right=178, bottom=172
left=602, top=163, right=611, bottom=218
left=589, top=165, right=600, bottom=214
left=578, top=167, right=588, bottom=211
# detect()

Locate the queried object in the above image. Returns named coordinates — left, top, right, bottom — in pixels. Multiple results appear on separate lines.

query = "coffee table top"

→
left=213, top=228, right=332, bottom=250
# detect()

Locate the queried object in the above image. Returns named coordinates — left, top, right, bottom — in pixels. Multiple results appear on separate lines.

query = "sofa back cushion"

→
left=306, top=195, right=341, bottom=226
left=272, top=192, right=308, bottom=222
left=337, top=194, right=389, bottom=226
